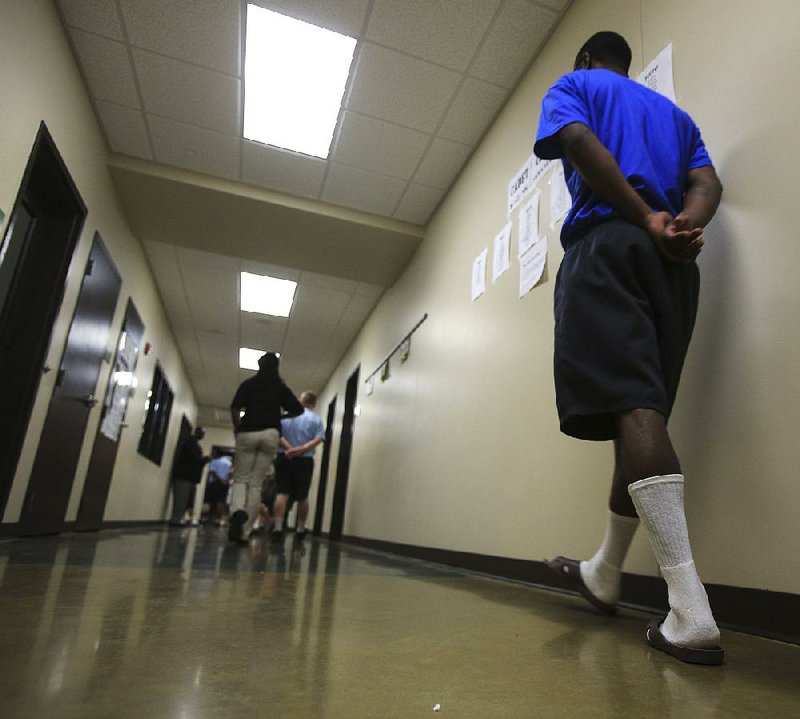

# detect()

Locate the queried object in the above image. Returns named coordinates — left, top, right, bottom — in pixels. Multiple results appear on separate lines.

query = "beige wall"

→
left=313, top=0, right=800, bottom=595
left=0, top=1, right=197, bottom=524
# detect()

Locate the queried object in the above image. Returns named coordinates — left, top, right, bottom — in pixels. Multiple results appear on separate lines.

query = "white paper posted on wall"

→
left=637, top=43, right=675, bottom=103
left=471, top=248, right=488, bottom=302
left=492, top=222, right=511, bottom=282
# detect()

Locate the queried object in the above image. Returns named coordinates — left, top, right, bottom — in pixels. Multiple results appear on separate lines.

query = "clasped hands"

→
left=644, top=211, right=704, bottom=263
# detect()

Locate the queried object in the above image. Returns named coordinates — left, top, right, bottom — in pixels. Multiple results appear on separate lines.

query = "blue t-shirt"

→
left=280, top=408, right=325, bottom=458
left=208, top=456, right=232, bottom=483
left=534, top=69, right=712, bottom=247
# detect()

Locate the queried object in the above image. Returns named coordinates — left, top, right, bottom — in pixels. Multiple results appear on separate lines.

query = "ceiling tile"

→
left=148, top=115, right=241, bottom=181
left=413, top=138, right=472, bottom=190
left=298, top=271, right=358, bottom=293
left=346, top=43, right=461, bottom=133
left=366, top=0, right=501, bottom=71
left=240, top=314, right=288, bottom=353
left=68, top=29, right=140, bottom=107
left=119, top=0, right=241, bottom=75
left=239, top=260, right=301, bottom=281
left=534, top=0, right=572, bottom=12
left=333, top=111, right=429, bottom=180
left=470, top=0, right=556, bottom=88
left=354, top=282, right=384, bottom=300
left=394, top=183, right=445, bottom=225
left=134, top=49, right=241, bottom=134
left=181, top=266, right=240, bottom=333
left=177, top=247, right=241, bottom=272
left=438, top=77, right=508, bottom=145
left=242, top=142, right=326, bottom=199
left=57, top=0, right=125, bottom=40
left=249, top=0, right=370, bottom=37
left=322, top=163, right=407, bottom=216
left=94, top=100, right=152, bottom=159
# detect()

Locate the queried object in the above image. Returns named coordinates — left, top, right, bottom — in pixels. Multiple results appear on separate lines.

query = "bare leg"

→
left=616, top=408, right=680, bottom=490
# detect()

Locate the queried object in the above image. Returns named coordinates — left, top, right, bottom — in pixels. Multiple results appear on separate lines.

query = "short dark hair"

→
left=576, top=31, right=632, bottom=73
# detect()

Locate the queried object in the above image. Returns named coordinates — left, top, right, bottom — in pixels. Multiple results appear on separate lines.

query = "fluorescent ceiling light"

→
left=239, top=347, right=280, bottom=371
left=240, top=271, right=297, bottom=317
left=244, top=5, right=357, bottom=158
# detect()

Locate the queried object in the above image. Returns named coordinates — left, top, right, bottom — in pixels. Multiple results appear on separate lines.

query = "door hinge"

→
left=85, top=258, right=94, bottom=276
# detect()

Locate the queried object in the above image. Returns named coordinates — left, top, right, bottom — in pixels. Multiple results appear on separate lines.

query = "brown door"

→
left=0, top=124, right=87, bottom=523
left=19, top=233, right=121, bottom=536
left=312, top=395, right=336, bottom=536
left=330, top=367, right=359, bottom=541
left=75, top=300, right=145, bottom=531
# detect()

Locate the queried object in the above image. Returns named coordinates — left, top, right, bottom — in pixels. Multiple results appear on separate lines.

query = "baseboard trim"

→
left=341, top=534, right=800, bottom=646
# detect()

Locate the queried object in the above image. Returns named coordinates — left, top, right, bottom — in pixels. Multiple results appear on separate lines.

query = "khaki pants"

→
left=231, top=428, right=279, bottom=533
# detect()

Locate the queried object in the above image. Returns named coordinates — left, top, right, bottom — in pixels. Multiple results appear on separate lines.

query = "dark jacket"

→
left=173, top=437, right=205, bottom=484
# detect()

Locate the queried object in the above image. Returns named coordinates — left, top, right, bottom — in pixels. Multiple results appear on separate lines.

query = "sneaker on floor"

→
left=228, top=510, right=247, bottom=542
left=270, top=530, right=284, bottom=544
left=295, top=531, right=307, bottom=543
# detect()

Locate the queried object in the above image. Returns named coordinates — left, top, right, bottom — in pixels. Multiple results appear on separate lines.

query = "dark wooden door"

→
left=312, top=395, right=336, bottom=536
left=0, top=124, right=87, bottom=522
left=330, top=367, right=359, bottom=541
left=75, top=300, right=145, bottom=531
left=19, top=234, right=121, bottom=535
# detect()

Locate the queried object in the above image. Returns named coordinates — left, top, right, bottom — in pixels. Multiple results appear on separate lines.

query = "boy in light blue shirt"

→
left=271, top=391, right=325, bottom=543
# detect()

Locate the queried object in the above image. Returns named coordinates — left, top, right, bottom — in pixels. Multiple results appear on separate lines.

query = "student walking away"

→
left=202, top=454, right=232, bottom=525
left=229, top=352, right=303, bottom=544
left=533, top=31, right=724, bottom=664
left=271, top=391, right=325, bottom=545
left=170, top=427, right=209, bottom=526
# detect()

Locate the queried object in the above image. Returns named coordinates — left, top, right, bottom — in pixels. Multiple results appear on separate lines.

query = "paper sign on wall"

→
left=471, top=248, right=488, bottom=301
left=519, top=237, right=547, bottom=298
left=492, top=222, right=511, bottom=282
left=638, top=43, right=676, bottom=103
left=550, top=163, right=571, bottom=227
left=507, top=158, right=532, bottom=216
left=518, top=193, right=541, bottom=257
left=530, top=154, right=555, bottom=188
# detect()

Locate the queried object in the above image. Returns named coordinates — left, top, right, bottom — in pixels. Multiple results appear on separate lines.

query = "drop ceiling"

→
left=55, top=0, right=571, bottom=427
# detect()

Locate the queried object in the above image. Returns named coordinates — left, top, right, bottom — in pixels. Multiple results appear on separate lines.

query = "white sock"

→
left=296, top=520, right=306, bottom=533
left=628, top=474, right=720, bottom=648
left=579, top=511, right=639, bottom=604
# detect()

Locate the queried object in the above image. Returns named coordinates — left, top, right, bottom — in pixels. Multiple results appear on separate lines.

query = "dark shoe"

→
left=228, top=510, right=247, bottom=543
left=295, top=531, right=307, bottom=543
left=645, top=618, right=724, bottom=665
left=270, top=530, right=284, bottom=545
left=544, top=556, right=617, bottom=616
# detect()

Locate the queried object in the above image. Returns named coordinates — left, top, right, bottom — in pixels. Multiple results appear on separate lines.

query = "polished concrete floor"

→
left=0, top=528, right=798, bottom=718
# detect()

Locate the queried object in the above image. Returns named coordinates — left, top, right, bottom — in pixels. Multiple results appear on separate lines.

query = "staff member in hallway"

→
left=169, top=427, right=208, bottom=526
left=533, top=31, right=724, bottom=664
left=271, top=391, right=325, bottom=545
left=229, top=352, right=303, bottom=544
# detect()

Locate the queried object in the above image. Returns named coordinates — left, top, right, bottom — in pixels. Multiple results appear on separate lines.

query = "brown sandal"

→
left=545, top=556, right=617, bottom=616
left=645, top=618, right=725, bottom=665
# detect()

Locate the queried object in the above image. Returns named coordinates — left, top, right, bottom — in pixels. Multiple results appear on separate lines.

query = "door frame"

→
left=0, top=123, right=87, bottom=525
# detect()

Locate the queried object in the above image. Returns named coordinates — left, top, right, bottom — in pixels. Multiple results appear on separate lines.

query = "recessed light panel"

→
left=240, top=271, right=297, bottom=317
left=239, top=347, right=280, bottom=371
left=244, top=5, right=357, bottom=158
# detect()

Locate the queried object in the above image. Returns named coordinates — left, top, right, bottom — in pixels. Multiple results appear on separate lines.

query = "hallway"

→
left=0, top=528, right=797, bottom=718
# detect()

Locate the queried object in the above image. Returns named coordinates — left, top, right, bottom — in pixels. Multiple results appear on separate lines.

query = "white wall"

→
left=0, top=1, right=197, bottom=524
left=313, top=0, right=800, bottom=596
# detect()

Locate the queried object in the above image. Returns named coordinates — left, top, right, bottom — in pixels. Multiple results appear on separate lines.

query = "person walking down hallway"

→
left=170, top=427, right=209, bottom=526
left=229, top=352, right=303, bottom=544
left=533, top=32, right=724, bottom=664
left=271, top=391, right=325, bottom=545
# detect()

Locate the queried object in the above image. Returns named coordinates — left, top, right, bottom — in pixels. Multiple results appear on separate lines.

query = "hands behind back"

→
left=645, top=211, right=704, bottom=263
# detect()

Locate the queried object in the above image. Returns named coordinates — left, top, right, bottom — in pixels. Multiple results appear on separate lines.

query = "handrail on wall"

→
left=364, top=313, right=428, bottom=384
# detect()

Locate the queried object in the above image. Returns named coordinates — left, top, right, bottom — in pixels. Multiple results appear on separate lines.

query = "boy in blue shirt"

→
left=534, top=32, right=724, bottom=665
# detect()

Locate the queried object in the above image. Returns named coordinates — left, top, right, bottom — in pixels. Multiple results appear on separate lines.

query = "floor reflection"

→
left=0, top=527, right=798, bottom=718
